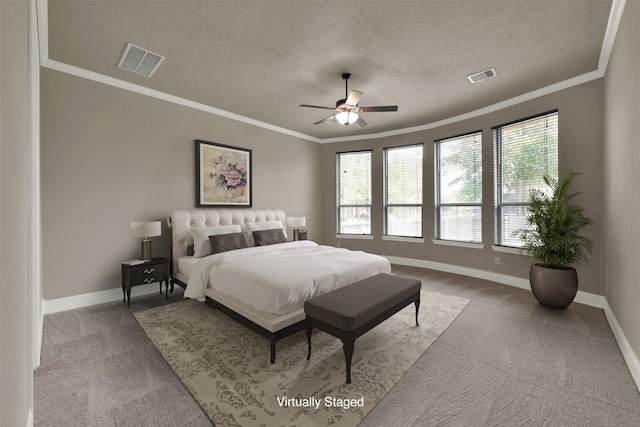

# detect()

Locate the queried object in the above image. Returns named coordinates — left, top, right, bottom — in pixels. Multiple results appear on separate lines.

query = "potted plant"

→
left=513, top=171, right=594, bottom=308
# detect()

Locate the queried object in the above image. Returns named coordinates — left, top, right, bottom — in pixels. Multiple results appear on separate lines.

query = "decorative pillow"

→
left=209, top=232, right=251, bottom=254
left=252, top=228, right=287, bottom=246
left=191, top=224, right=242, bottom=257
left=246, top=220, right=286, bottom=245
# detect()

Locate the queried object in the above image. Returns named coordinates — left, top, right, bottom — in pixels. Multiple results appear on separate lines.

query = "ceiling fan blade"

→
left=355, top=116, right=368, bottom=128
left=345, top=90, right=363, bottom=106
left=359, top=105, right=398, bottom=112
left=300, top=104, right=336, bottom=110
left=314, top=115, right=338, bottom=125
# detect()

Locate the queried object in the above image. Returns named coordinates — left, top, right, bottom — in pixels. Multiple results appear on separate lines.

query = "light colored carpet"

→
left=134, top=290, right=468, bottom=426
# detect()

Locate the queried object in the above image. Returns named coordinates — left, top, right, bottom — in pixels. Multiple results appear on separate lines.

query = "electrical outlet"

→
left=494, top=256, right=500, bottom=265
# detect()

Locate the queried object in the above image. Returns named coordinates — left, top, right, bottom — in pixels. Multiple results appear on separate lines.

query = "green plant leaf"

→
left=513, top=170, right=594, bottom=269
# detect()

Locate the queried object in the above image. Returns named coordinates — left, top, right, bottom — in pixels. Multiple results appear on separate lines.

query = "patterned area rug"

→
left=134, top=290, right=468, bottom=426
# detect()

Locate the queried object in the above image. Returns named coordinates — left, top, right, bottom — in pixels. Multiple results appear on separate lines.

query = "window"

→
left=337, top=151, right=372, bottom=235
left=384, top=144, right=423, bottom=237
left=434, top=131, right=482, bottom=243
left=494, top=110, right=558, bottom=247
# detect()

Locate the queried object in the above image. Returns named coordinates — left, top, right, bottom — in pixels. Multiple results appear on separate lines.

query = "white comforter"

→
left=184, top=241, right=391, bottom=315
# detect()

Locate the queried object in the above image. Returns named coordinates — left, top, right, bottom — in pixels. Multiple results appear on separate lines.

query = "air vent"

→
left=467, top=68, right=498, bottom=84
left=118, top=43, right=165, bottom=77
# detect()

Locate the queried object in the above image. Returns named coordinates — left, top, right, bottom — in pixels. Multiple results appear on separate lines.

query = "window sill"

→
left=491, top=245, right=529, bottom=256
left=382, top=236, right=425, bottom=243
left=335, top=234, right=374, bottom=240
left=433, top=239, right=484, bottom=250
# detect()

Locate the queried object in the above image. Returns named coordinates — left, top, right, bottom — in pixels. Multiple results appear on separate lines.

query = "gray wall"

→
left=321, top=79, right=604, bottom=295
left=0, top=0, right=31, bottom=425
left=604, top=0, right=640, bottom=368
left=41, top=69, right=322, bottom=300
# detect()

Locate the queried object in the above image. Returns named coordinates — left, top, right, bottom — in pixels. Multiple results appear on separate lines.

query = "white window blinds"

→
left=493, top=110, right=558, bottom=247
left=434, top=131, right=483, bottom=243
left=384, top=144, right=423, bottom=237
left=337, top=151, right=372, bottom=235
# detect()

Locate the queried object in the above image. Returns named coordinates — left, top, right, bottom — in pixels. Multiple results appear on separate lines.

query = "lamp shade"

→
left=335, top=111, right=359, bottom=125
left=287, top=217, right=306, bottom=228
left=131, top=221, right=161, bottom=238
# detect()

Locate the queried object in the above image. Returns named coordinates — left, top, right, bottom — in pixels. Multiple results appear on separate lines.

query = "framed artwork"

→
left=196, top=139, right=252, bottom=207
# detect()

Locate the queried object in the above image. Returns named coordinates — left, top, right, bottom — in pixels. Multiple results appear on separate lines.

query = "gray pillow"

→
left=252, top=228, right=287, bottom=246
left=209, top=232, right=251, bottom=254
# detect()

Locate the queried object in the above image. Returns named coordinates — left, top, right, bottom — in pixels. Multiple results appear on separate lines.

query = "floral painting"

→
left=196, top=140, right=252, bottom=207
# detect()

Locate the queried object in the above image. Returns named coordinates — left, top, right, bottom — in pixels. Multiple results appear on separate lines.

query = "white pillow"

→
left=247, top=220, right=286, bottom=237
left=191, top=225, right=242, bottom=257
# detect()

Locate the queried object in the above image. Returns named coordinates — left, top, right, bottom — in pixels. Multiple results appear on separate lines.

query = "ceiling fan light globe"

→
left=335, top=111, right=359, bottom=125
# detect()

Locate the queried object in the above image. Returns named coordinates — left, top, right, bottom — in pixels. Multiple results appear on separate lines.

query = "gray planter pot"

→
left=529, top=263, right=578, bottom=309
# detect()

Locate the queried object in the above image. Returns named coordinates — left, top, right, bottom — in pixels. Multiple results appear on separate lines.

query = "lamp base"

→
left=141, top=239, right=152, bottom=260
left=293, top=229, right=300, bottom=241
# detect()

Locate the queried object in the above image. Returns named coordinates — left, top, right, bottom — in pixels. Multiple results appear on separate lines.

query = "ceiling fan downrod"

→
left=342, top=73, right=351, bottom=102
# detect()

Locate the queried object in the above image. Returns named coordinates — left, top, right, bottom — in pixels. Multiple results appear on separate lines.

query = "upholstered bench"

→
left=304, top=273, right=421, bottom=384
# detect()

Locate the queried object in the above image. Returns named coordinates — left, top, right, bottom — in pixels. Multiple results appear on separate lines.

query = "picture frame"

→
left=196, top=139, right=252, bottom=207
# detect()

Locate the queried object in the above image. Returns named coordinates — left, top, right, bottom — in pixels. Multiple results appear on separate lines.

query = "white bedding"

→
left=184, top=241, right=391, bottom=315
left=178, top=256, right=200, bottom=278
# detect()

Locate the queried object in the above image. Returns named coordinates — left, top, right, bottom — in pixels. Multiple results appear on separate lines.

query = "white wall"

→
left=1, top=0, right=32, bottom=425
left=321, top=79, right=605, bottom=295
left=603, top=0, right=640, bottom=380
left=40, top=69, right=322, bottom=301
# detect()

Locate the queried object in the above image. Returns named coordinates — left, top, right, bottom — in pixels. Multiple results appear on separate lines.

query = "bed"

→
left=167, top=209, right=391, bottom=363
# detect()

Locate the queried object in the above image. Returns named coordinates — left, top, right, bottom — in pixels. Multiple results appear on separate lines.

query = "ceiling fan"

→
left=300, top=73, right=398, bottom=127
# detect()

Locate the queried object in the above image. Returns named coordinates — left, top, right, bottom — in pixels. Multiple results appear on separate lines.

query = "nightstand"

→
left=121, top=257, right=170, bottom=308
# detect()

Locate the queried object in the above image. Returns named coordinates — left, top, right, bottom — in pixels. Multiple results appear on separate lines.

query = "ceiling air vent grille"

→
left=467, top=68, right=498, bottom=84
left=118, top=43, right=165, bottom=77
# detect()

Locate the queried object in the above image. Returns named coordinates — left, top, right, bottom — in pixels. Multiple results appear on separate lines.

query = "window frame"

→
left=434, top=130, right=483, bottom=244
left=336, top=150, right=373, bottom=236
left=383, top=143, right=424, bottom=238
left=493, top=109, right=559, bottom=248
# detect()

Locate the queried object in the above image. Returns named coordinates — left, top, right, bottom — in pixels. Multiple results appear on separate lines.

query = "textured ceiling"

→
left=47, top=0, right=612, bottom=140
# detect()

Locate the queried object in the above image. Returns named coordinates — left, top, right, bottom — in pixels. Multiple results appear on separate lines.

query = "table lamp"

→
left=287, top=217, right=307, bottom=241
left=131, top=221, right=161, bottom=260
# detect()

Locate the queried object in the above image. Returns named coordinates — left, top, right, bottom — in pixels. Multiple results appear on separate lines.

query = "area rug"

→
left=134, top=290, right=469, bottom=427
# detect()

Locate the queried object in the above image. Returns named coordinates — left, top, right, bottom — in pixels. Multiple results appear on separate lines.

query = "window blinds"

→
left=337, top=151, right=372, bottom=234
left=434, top=131, right=482, bottom=243
left=493, top=110, right=558, bottom=247
left=384, top=144, right=423, bottom=237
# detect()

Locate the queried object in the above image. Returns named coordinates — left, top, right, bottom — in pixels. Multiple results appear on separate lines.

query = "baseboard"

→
left=44, top=283, right=161, bottom=314
left=385, top=254, right=638, bottom=392
left=384, top=255, right=607, bottom=308
left=603, top=299, right=640, bottom=393
left=384, top=255, right=530, bottom=289
left=574, top=290, right=607, bottom=308
left=37, top=298, right=44, bottom=367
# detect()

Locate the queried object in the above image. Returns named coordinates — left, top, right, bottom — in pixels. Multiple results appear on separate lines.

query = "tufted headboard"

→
left=167, top=209, right=287, bottom=279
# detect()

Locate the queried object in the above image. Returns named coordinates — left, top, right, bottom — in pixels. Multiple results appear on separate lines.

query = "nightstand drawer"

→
left=128, top=271, right=165, bottom=284
left=121, top=259, right=168, bottom=285
left=127, top=265, right=167, bottom=283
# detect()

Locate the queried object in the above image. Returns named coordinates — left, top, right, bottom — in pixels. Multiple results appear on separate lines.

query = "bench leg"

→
left=270, top=339, right=276, bottom=364
left=342, top=337, right=355, bottom=384
left=415, top=298, right=420, bottom=327
left=306, top=324, right=313, bottom=360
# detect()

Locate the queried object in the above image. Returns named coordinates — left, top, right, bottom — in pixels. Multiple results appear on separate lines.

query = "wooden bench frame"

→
left=305, top=290, right=420, bottom=384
